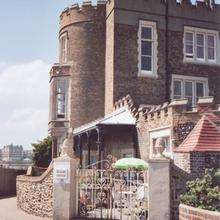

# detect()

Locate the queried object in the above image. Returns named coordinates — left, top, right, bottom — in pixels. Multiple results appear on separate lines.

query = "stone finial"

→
left=60, top=130, right=74, bottom=158
left=154, top=137, right=166, bottom=158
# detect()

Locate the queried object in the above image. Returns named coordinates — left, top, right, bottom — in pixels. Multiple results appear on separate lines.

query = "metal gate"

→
left=77, top=156, right=148, bottom=219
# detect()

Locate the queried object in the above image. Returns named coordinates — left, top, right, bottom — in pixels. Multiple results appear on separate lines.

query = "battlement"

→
left=106, top=0, right=220, bottom=24
left=60, top=0, right=107, bottom=19
left=137, top=97, right=220, bottom=123
left=60, top=0, right=106, bottom=31
left=114, top=95, right=138, bottom=119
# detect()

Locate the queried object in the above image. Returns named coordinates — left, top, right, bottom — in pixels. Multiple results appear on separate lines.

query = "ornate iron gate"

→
left=77, top=156, right=148, bottom=219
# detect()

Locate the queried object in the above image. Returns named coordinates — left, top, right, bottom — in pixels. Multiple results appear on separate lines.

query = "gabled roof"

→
left=174, top=114, right=220, bottom=153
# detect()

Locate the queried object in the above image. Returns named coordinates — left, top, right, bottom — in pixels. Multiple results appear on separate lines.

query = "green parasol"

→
left=113, top=157, right=148, bottom=170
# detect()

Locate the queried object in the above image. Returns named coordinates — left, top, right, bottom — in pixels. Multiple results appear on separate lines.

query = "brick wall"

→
left=105, top=0, right=220, bottom=113
left=173, top=152, right=220, bottom=219
left=179, top=204, right=220, bottom=220
left=61, top=5, right=106, bottom=128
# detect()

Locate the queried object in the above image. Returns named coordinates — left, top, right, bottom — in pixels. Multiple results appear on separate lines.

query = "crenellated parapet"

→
left=108, top=0, right=220, bottom=21
left=114, top=94, right=138, bottom=119
left=60, top=0, right=107, bottom=31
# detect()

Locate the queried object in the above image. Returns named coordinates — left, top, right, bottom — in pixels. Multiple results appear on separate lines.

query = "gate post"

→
left=148, top=158, right=171, bottom=220
left=53, top=133, right=79, bottom=220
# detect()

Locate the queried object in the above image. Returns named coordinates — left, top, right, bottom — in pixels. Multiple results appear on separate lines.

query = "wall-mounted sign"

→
left=54, top=161, right=70, bottom=184
left=55, top=169, right=68, bottom=180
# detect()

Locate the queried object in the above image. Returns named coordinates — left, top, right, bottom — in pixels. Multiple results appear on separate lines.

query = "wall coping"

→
left=180, top=204, right=220, bottom=217
left=17, top=162, right=53, bottom=183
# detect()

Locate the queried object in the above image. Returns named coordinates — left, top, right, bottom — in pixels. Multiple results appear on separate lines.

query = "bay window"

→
left=172, top=75, right=208, bottom=107
left=184, top=27, right=218, bottom=63
left=138, top=20, right=158, bottom=77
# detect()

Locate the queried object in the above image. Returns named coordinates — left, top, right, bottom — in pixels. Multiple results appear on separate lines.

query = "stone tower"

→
left=49, top=1, right=106, bottom=157
left=60, top=1, right=106, bottom=127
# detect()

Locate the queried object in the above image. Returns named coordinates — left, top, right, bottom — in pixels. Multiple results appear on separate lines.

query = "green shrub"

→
left=180, top=169, right=220, bottom=212
left=32, top=136, right=52, bottom=168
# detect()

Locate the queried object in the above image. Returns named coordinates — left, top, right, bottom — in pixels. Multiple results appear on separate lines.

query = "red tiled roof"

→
left=174, top=114, right=220, bottom=153
left=205, top=112, right=220, bottom=124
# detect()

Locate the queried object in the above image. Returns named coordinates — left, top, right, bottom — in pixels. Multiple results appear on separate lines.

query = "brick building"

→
left=48, top=0, right=220, bottom=168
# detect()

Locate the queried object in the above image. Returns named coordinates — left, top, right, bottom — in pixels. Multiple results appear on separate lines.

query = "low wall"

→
left=0, top=167, right=25, bottom=196
left=179, top=204, right=220, bottom=220
left=16, top=163, right=53, bottom=218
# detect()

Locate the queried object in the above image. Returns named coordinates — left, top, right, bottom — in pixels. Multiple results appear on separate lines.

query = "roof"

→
left=174, top=114, right=220, bottom=153
left=73, top=107, right=136, bottom=135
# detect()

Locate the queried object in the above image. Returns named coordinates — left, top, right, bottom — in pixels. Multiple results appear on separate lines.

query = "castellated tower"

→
left=60, top=1, right=106, bottom=127
left=49, top=1, right=106, bottom=157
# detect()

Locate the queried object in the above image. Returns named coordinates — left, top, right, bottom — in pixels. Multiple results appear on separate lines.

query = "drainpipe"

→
left=165, top=0, right=170, bottom=102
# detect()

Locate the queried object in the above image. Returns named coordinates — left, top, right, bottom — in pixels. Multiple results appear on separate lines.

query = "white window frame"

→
left=185, top=32, right=194, bottom=59
left=172, top=74, right=209, bottom=107
left=138, top=20, right=158, bottom=77
left=60, top=32, right=68, bottom=63
left=207, top=34, right=217, bottom=62
left=196, top=32, right=205, bottom=61
left=184, top=26, right=218, bottom=64
left=149, top=127, right=172, bottom=158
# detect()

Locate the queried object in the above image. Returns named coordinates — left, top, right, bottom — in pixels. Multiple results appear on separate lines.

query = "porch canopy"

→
left=73, top=107, right=137, bottom=166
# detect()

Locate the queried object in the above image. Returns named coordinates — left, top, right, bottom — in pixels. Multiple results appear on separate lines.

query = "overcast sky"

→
left=0, top=0, right=219, bottom=149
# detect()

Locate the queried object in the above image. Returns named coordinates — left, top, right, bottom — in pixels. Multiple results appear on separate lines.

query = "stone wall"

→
left=179, top=204, right=220, bottom=220
left=17, top=164, right=53, bottom=218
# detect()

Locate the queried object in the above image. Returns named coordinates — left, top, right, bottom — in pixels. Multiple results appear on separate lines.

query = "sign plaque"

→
left=54, top=161, right=70, bottom=184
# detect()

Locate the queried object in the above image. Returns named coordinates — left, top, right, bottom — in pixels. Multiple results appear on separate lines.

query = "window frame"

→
left=149, top=127, right=172, bottom=158
left=56, top=78, right=67, bottom=119
left=138, top=20, right=158, bottom=77
left=196, top=32, right=205, bottom=61
left=172, top=74, right=209, bottom=107
left=185, top=31, right=194, bottom=59
left=184, top=26, right=218, bottom=64
left=59, top=32, right=68, bottom=63
left=207, top=34, right=217, bottom=62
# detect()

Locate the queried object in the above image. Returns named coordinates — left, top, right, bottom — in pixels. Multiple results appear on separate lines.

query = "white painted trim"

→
left=183, top=26, right=219, bottom=64
left=171, top=74, right=209, bottom=107
left=138, top=20, right=158, bottom=77
left=149, top=128, right=171, bottom=139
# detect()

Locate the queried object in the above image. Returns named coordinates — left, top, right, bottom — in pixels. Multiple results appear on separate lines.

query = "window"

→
left=56, top=78, right=66, bottom=118
left=207, top=35, right=216, bottom=61
left=138, top=20, right=157, bottom=76
left=196, top=33, right=205, bottom=60
left=184, top=27, right=218, bottom=63
left=172, top=75, right=208, bottom=107
left=60, top=32, right=68, bottom=63
left=185, top=32, right=194, bottom=58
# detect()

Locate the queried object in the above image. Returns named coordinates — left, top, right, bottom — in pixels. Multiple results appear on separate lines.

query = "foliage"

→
left=32, top=136, right=52, bottom=168
left=180, top=169, right=220, bottom=212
